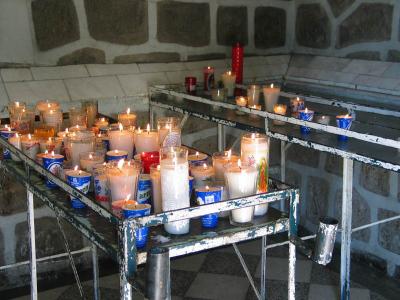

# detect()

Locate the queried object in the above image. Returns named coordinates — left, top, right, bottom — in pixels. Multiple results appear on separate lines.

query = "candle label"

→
left=67, top=174, right=91, bottom=209
left=196, top=189, right=222, bottom=228
left=257, top=158, right=268, bottom=193
left=11, top=121, right=30, bottom=133
left=94, top=175, right=109, bottom=202
left=137, top=174, right=151, bottom=204
left=0, top=130, right=16, bottom=159
left=43, top=156, right=64, bottom=189
left=161, top=132, right=181, bottom=148
left=123, top=204, right=151, bottom=248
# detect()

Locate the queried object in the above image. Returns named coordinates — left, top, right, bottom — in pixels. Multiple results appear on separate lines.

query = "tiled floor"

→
left=11, top=239, right=395, bottom=300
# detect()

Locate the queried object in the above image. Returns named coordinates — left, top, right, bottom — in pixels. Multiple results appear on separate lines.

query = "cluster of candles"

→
left=185, top=66, right=353, bottom=138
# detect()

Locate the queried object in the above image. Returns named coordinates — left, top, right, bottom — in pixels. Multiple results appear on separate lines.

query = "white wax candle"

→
left=150, top=164, right=162, bottom=214
left=43, top=109, right=63, bottom=132
left=190, top=163, right=215, bottom=188
left=161, top=157, right=190, bottom=234
left=225, top=162, right=258, bottom=223
left=263, top=83, right=281, bottom=112
left=108, top=124, right=135, bottom=159
left=134, top=126, right=159, bottom=154
left=221, top=71, right=236, bottom=97
left=39, top=137, right=62, bottom=154
left=247, top=85, right=261, bottom=106
left=212, top=150, right=239, bottom=181
left=158, top=126, right=181, bottom=148
left=21, top=134, right=40, bottom=160
left=107, top=160, right=140, bottom=202
left=66, top=131, right=95, bottom=167
left=8, top=133, right=21, bottom=161
left=94, top=117, right=109, bottom=129
left=241, top=133, right=270, bottom=216
left=80, top=152, right=104, bottom=173
left=36, top=100, right=60, bottom=113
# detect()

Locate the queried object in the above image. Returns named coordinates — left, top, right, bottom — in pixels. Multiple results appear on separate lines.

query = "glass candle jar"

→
left=64, top=131, right=95, bottom=167
left=69, top=106, right=87, bottom=127
left=118, top=108, right=136, bottom=128
left=160, top=146, right=190, bottom=235
left=82, top=100, right=98, bottom=128
left=212, top=150, right=240, bottom=181
left=10, top=107, right=35, bottom=134
left=36, top=100, right=60, bottom=122
left=157, top=117, right=181, bottom=148
left=247, top=85, right=261, bottom=106
left=43, top=109, right=63, bottom=133
left=8, top=101, right=26, bottom=116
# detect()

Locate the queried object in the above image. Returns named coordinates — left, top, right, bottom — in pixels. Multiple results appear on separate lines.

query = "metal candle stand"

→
left=0, top=112, right=301, bottom=300
left=149, top=82, right=400, bottom=300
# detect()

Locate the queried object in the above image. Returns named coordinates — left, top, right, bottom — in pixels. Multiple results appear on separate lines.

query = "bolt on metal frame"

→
left=0, top=113, right=299, bottom=300
left=149, top=83, right=400, bottom=300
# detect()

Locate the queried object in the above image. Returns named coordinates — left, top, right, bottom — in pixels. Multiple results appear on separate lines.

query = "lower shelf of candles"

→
left=1, top=159, right=291, bottom=266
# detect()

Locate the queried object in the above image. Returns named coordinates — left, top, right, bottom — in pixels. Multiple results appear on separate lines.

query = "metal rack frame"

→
left=149, top=83, right=400, bottom=300
left=0, top=115, right=300, bottom=300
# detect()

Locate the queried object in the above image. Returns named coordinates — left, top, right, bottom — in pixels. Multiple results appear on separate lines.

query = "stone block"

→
left=58, top=48, right=105, bottom=66
left=287, top=144, right=320, bottom=168
left=296, top=4, right=331, bottom=49
left=0, top=82, right=8, bottom=106
left=84, top=0, right=148, bottom=45
left=306, top=176, right=330, bottom=224
left=31, top=0, right=79, bottom=51
left=86, top=64, right=139, bottom=76
left=31, top=65, right=89, bottom=80
left=182, top=117, right=216, bottom=135
left=346, top=51, right=381, bottom=61
left=387, top=50, right=400, bottom=63
left=217, top=6, right=248, bottom=46
left=0, top=68, right=32, bottom=82
left=15, top=217, right=83, bottom=261
left=327, top=0, right=355, bottom=17
left=378, top=209, right=400, bottom=255
left=342, top=59, right=391, bottom=76
left=337, top=4, right=393, bottom=48
left=353, top=75, right=400, bottom=90
left=5, top=80, right=70, bottom=104
left=187, top=53, right=226, bottom=62
left=360, top=164, right=389, bottom=196
left=114, top=52, right=180, bottom=64
left=383, top=63, right=400, bottom=79
left=324, top=153, right=342, bottom=176
left=335, top=188, right=371, bottom=242
left=157, top=1, right=210, bottom=47
left=65, top=76, right=124, bottom=100
left=254, top=7, right=286, bottom=49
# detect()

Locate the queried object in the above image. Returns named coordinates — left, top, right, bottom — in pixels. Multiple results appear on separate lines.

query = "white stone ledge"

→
left=1, top=68, right=32, bottom=82
left=138, top=62, right=186, bottom=73
left=64, top=76, right=125, bottom=101
left=118, top=73, right=169, bottom=96
left=31, top=65, right=89, bottom=80
left=0, top=81, right=9, bottom=105
left=86, top=64, right=140, bottom=76
left=5, top=80, right=70, bottom=104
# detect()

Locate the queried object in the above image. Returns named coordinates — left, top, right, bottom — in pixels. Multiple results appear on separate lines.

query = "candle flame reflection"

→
left=117, top=159, right=124, bottom=170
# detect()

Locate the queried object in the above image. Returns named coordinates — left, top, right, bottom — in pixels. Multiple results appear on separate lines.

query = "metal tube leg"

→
left=92, top=245, right=100, bottom=300
left=288, top=190, right=299, bottom=300
left=260, top=236, right=267, bottom=299
left=120, top=272, right=132, bottom=300
left=340, top=158, right=353, bottom=300
left=280, top=140, right=286, bottom=212
left=27, top=189, right=38, bottom=300
left=217, top=123, right=225, bottom=151
left=149, top=105, right=155, bottom=129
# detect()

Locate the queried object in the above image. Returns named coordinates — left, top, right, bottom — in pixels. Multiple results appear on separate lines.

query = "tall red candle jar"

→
left=185, top=76, right=197, bottom=95
left=141, top=151, right=160, bottom=174
left=231, top=43, right=243, bottom=85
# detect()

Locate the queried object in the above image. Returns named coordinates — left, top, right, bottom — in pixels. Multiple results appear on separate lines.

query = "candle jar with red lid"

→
left=203, top=66, right=215, bottom=92
left=140, top=151, right=160, bottom=174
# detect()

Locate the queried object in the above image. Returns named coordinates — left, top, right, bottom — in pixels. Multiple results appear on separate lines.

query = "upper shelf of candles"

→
left=149, top=84, right=400, bottom=172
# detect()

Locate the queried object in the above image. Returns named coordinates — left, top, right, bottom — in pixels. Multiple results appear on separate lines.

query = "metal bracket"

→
left=180, top=113, right=189, bottom=129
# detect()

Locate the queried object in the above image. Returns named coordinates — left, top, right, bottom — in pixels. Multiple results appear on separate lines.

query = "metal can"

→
left=42, top=154, right=64, bottom=189
left=185, top=76, right=197, bottom=95
left=137, top=174, right=152, bottom=204
left=0, top=127, right=16, bottom=159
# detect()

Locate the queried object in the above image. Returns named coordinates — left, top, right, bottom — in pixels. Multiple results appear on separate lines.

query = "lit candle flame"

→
left=48, top=137, right=52, bottom=142
left=16, top=102, right=20, bottom=107
left=202, top=163, right=207, bottom=170
left=45, top=150, right=48, bottom=154
left=238, top=159, right=241, bottom=168
left=195, top=151, right=199, bottom=157
left=28, top=134, right=32, bottom=140
left=118, top=123, right=123, bottom=131
left=117, top=159, right=124, bottom=170
left=65, top=128, right=69, bottom=133
left=296, top=97, right=300, bottom=101
left=157, top=165, right=160, bottom=171
left=51, top=151, right=55, bottom=157
left=137, top=127, right=142, bottom=134
left=205, top=185, right=209, bottom=191
left=227, top=149, right=231, bottom=159
left=47, top=103, right=51, bottom=108
left=115, top=150, right=119, bottom=154
left=125, top=194, right=131, bottom=201
left=251, top=133, right=255, bottom=140
left=89, top=153, right=93, bottom=159
left=227, top=71, right=231, bottom=76
left=74, top=165, right=79, bottom=171
left=15, top=133, right=19, bottom=138
left=305, top=108, right=308, bottom=113
left=271, top=83, right=274, bottom=88
left=146, top=123, right=150, bottom=133
left=126, top=108, right=130, bottom=114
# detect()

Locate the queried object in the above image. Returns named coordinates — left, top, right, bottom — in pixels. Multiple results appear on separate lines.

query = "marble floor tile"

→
left=308, top=284, right=370, bottom=300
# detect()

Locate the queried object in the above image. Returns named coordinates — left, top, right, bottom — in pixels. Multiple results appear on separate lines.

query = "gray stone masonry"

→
left=254, top=7, right=286, bottom=49
left=217, top=6, right=248, bottom=46
left=114, top=52, right=180, bottom=64
left=306, top=176, right=330, bottom=225
left=57, top=48, right=106, bottom=65
left=287, top=143, right=320, bottom=168
left=378, top=209, right=400, bottom=255
left=157, top=1, right=210, bottom=47
left=360, top=164, right=390, bottom=197
left=31, top=0, right=80, bottom=51
left=328, top=0, right=356, bottom=17
left=84, top=0, right=148, bottom=45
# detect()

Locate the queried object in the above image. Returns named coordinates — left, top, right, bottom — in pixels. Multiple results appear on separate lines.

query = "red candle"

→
left=185, top=76, right=197, bottom=95
left=203, top=66, right=215, bottom=91
left=231, top=43, right=243, bottom=84
left=140, top=151, right=160, bottom=174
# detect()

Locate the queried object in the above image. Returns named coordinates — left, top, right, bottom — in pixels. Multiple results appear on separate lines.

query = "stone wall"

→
left=0, top=0, right=294, bottom=66
left=293, top=0, right=400, bottom=61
